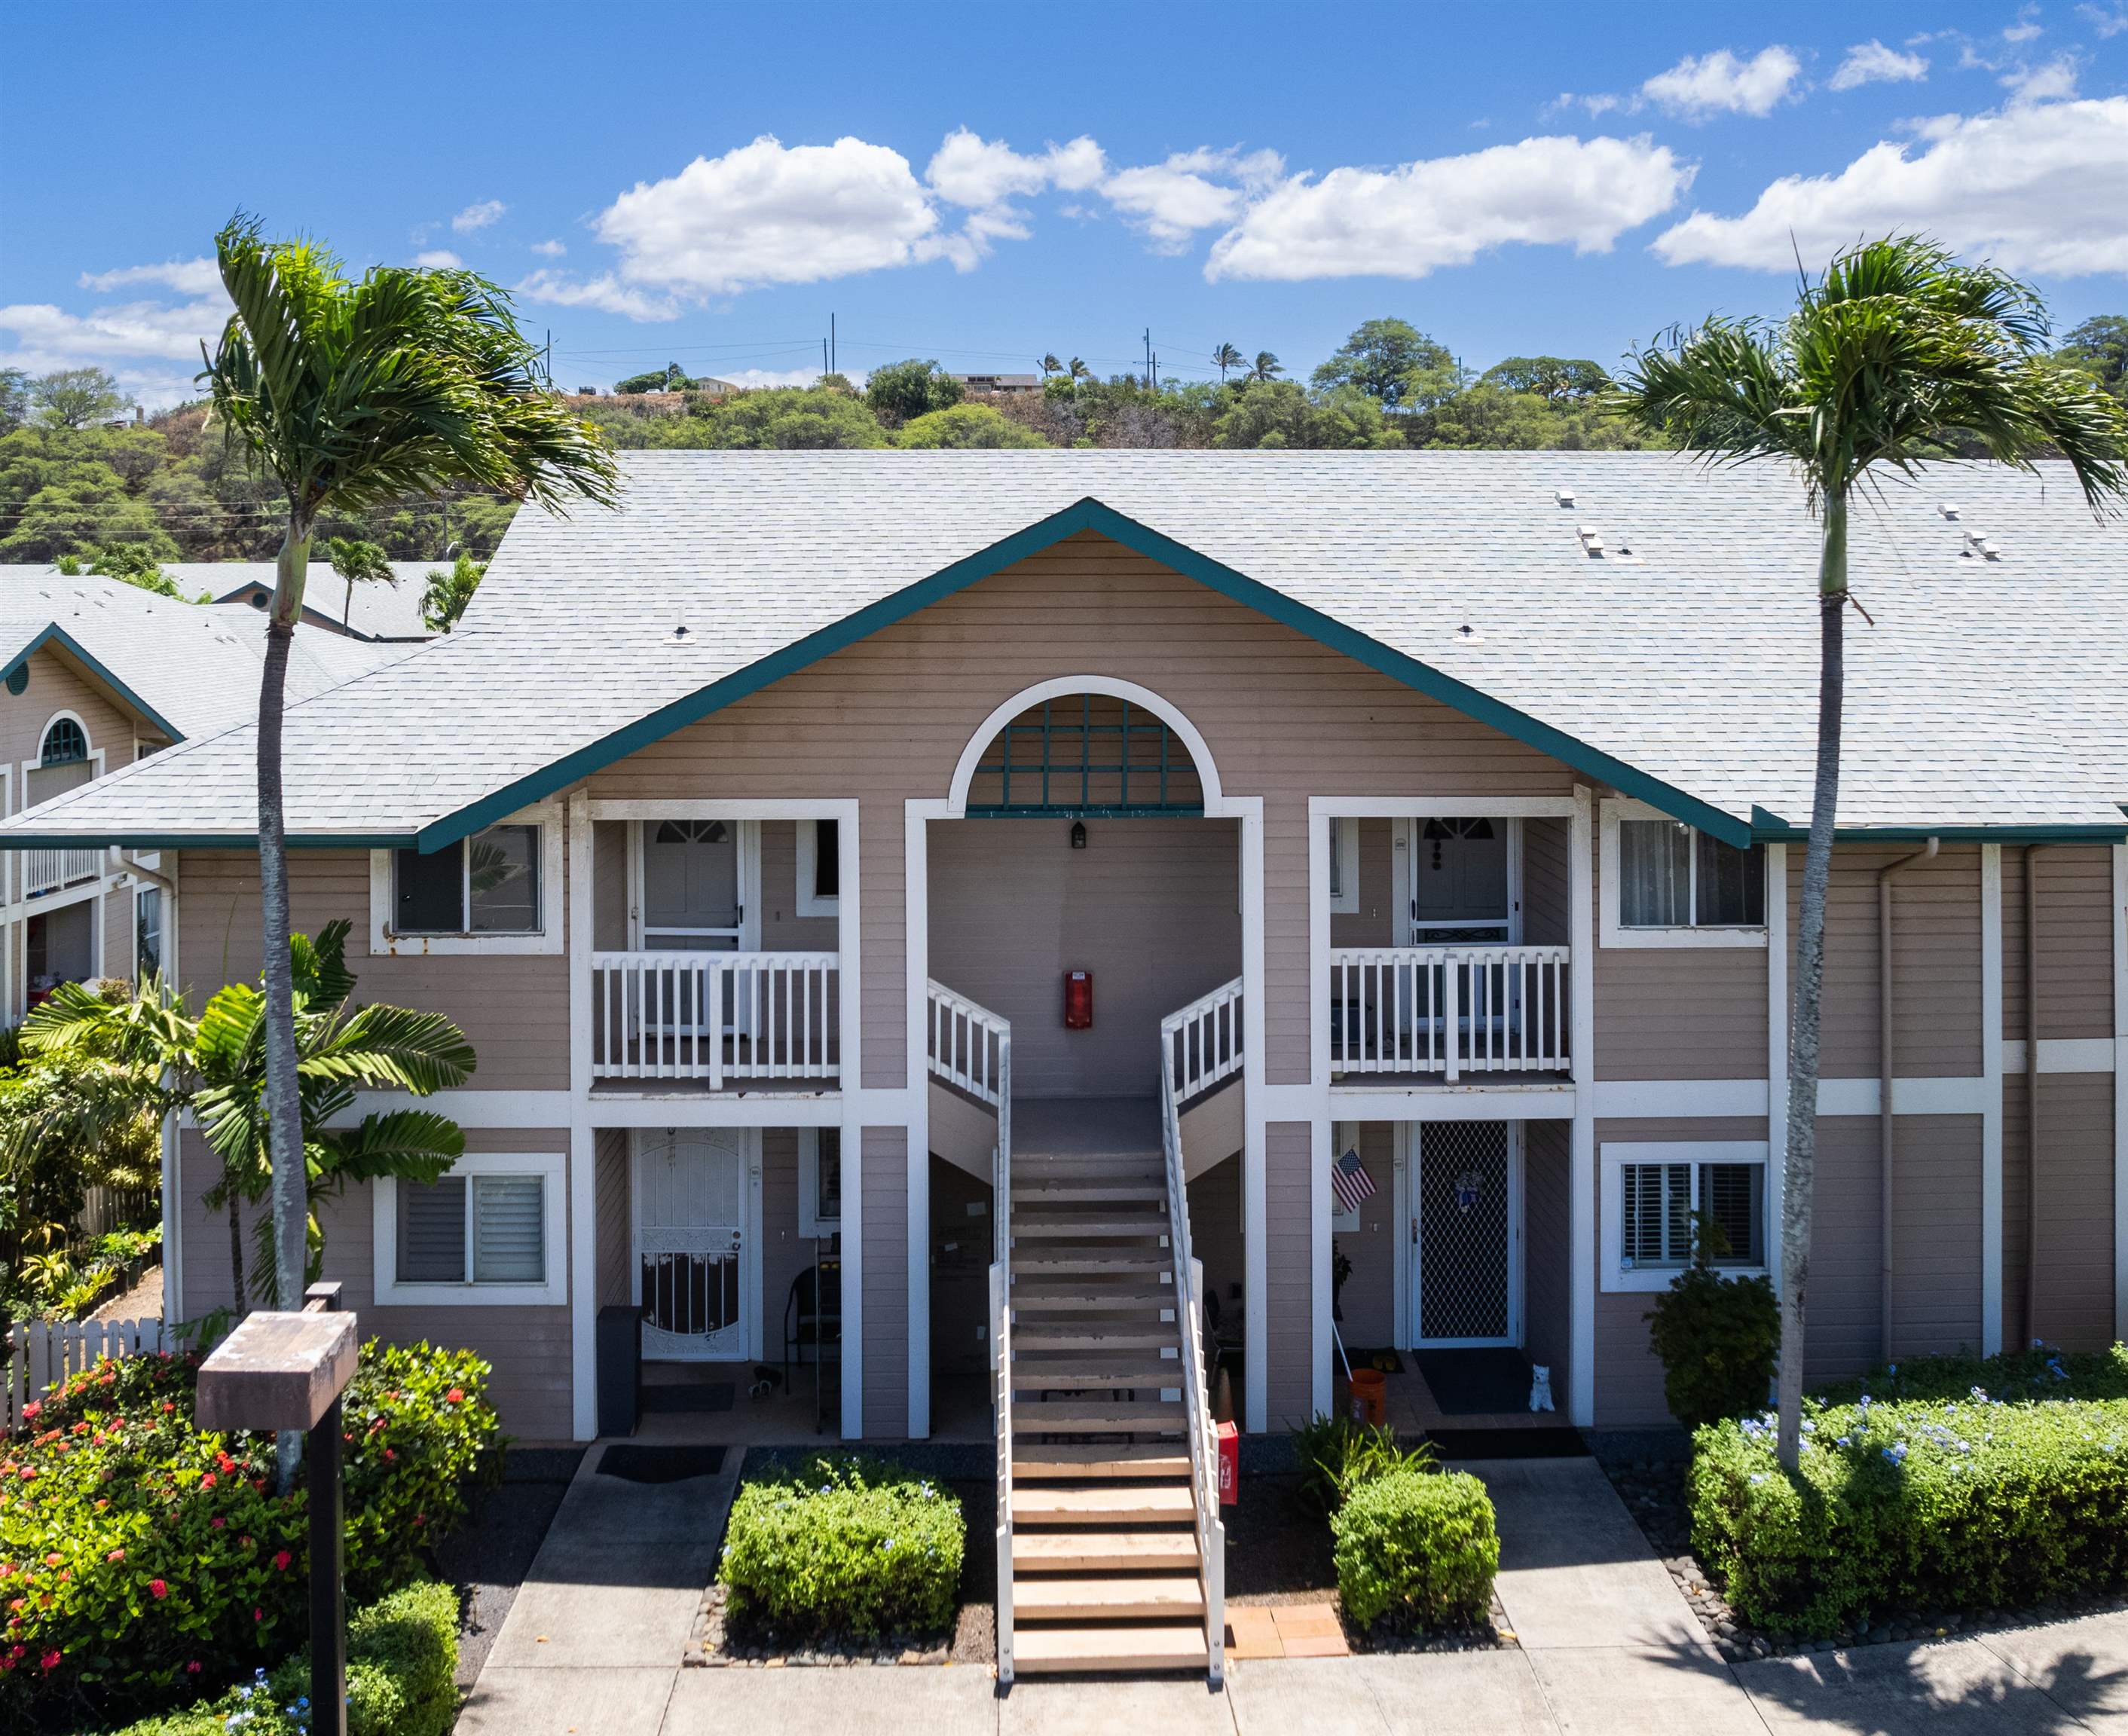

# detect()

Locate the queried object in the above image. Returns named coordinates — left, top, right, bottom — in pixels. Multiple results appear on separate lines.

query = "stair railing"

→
left=1159, top=981, right=1239, bottom=1686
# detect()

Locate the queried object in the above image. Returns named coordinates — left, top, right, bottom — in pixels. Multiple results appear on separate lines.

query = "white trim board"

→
left=1592, top=1079, right=1768, bottom=1120
left=1333, top=1087, right=1575, bottom=1122
left=579, top=1095, right=845, bottom=1128
left=2001, top=1038, right=2117, bottom=1074
left=944, top=676, right=1227, bottom=815
left=1567, top=784, right=1597, bottom=1429
left=1982, top=842, right=2004, bottom=1358
left=2113, top=842, right=2126, bottom=1346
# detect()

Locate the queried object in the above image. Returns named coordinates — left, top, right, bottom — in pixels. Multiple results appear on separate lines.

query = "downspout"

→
left=2025, top=845, right=2047, bottom=1349
left=1879, top=837, right=1938, bottom=1365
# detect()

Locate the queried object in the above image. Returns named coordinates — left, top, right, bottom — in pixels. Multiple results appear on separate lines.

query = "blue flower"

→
left=1882, top=1443, right=1908, bottom=1465
left=1836, top=1436, right=1852, bottom=1447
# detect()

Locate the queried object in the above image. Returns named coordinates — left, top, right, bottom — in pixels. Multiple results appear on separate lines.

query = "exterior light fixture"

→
left=1070, top=820, right=1087, bottom=850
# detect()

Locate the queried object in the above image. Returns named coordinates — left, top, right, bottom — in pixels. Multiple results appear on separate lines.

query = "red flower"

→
left=445, top=1388, right=464, bottom=1404
left=42, top=1554, right=59, bottom=1569
left=273, top=1551, right=292, bottom=1572
left=253, top=1607, right=263, bottom=1622
left=210, top=1517, right=226, bottom=1530
left=199, top=1473, right=216, bottom=1489
left=148, top=1579, right=167, bottom=1600
left=186, top=1661, right=201, bottom=1673
left=39, top=1650, right=59, bottom=1672
left=384, top=1448, right=396, bottom=1462
left=17, top=1404, right=35, bottom=1422
left=105, top=1549, right=124, bottom=1563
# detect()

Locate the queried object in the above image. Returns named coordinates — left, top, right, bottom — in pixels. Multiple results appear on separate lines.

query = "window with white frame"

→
left=799, top=1126, right=842, bottom=1236
left=1328, top=818, right=1359, bottom=915
left=1601, top=1141, right=1768, bottom=1291
left=375, top=1151, right=566, bottom=1304
left=796, top=818, right=840, bottom=918
left=1602, top=801, right=1768, bottom=947
left=371, top=808, right=562, bottom=954
left=135, top=886, right=163, bottom=983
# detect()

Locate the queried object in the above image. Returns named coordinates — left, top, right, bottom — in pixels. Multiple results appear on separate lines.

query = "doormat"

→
left=597, top=1444, right=729, bottom=1483
left=641, top=1381, right=735, bottom=1414
left=1414, top=1348, right=1535, bottom=1416
left=1423, top=1427, right=1588, bottom=1460
left=1342, top=1346, right=1405, bottom=1375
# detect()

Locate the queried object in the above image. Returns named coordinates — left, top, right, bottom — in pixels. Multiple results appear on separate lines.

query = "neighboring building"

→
left=952, top=372, right=1043, bottom=396
left=199, top=561, right=438, bottom=641
left=3, top=451, right=2122, bottom=1671
left=0, top=570, right=408, bottom=1016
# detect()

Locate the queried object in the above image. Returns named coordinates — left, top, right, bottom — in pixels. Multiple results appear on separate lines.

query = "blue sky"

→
left=3, top=0, right=2123, bottom=405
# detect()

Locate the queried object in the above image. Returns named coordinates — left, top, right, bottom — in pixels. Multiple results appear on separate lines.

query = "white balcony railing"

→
left=1329, top=944, right=1570, bottom=1080
left=591, top=950, right=839, bottom=1085
left=20, top=848, right=103, bottom=900
left=1163, top=975, right=1243, bottom=1104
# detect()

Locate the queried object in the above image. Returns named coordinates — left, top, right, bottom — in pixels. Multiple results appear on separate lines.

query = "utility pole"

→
left=830, top=313, right=836, bottom=376
left=823, top=338, right=830, bottom=377
left=1143, top=329, right=1152, bottom=390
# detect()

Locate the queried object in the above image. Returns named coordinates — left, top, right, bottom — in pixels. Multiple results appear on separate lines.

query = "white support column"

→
left=2112, top=843, right=2126, bottom=1344
left=1309, top=808, right=1334, bottom=1421
left=567, top=791, right=598, bottom=1441
left=1981, top=842, right=2004, bottom=1358
left=1766, top=843, right=1789, bottom=1295
left=903, top=800, right=933, bottom=1441
left=1567, top=784, right=1597, bottom=1428
left=841, top=802, right=866, bottom=1441
left=1238, top=796, right=1269, bottom=1435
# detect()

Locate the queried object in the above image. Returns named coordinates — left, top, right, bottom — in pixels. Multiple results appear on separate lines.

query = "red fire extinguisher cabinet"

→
left=1063, top=970, right=1093, bottom=1029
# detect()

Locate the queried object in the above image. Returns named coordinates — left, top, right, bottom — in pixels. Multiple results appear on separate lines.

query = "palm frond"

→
left=315, top=1111, right=464, bottom=1184
left=304, top=1004, right=478, bottom=1094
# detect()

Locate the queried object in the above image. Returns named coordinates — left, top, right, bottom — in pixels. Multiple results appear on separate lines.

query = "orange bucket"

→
left=1348, top=1367, right=1387, bottom=1428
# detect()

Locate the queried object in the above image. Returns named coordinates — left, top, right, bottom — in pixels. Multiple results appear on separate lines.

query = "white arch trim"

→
left=37, top=709, right=93, bottom=764
left=943, top=675, right=1225, bottom=818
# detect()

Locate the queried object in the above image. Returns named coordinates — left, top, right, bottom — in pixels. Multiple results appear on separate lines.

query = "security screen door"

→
left=1411, top=1121, right=1521, bottom=1347
left=633, top=1128, right=751, bottom=1360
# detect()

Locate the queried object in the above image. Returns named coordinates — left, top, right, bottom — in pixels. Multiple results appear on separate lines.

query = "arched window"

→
left=38, top=717, right=88, bottom=766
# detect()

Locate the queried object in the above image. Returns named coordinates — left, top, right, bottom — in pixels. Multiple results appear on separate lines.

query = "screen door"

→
left=633, top=1127, right=751, bottom=1360
left=1411, top=1121, right=1521, bottom=1347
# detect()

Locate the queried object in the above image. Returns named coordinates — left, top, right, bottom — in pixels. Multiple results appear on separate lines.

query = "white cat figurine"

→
left=1529, top=1365, right=1555, bottom=1413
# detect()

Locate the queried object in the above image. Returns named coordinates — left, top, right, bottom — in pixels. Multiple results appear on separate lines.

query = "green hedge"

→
left=105, top=1579, right=458, bottom=1736
left=720, top=1453, right=964, bottom=1639
left=0, top=1340, right=497, bottom=1730
left=1332, top=1466, right=1500, bottom=1632
left=1691, top=1349, right=2128, bottom=1636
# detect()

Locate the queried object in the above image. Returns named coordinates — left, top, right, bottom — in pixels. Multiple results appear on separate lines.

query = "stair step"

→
left=1010, top=1358, right=1176, bottom=1389
left=1013, top=1530, right=1200, bottom=1572
left=1015, top=1329, right=1175, bottom=1352
left=1011, top=1623, right=1209, bottom=1673
left=1014, top=1217, right=1169, bottom=1239
left=1013, top=1181, right=1166, bottom=1203
left=1015, top=1444, right=1192, bottom=1478
left=1012, top=1252, right=1168, bottom=1276
left=1015, top=1397, right=1183, bottom=1432
left=1016, top=1484, right=1194, bottom=1524
left=1012, top=1576, right=1205, bottom=1620
left=1013, top=1292, right=1175, bottom=1318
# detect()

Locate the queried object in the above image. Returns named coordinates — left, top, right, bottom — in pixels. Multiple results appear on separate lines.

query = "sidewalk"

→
left=455, top=1446, right=2128, bottom=1734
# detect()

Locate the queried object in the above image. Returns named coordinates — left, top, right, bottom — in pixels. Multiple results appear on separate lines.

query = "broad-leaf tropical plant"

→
left=19, top=921, right=477, bottom=1311
left=197, top=215, right=617, bottom=1344
left=1610, top=234, right=2128, bottom=1470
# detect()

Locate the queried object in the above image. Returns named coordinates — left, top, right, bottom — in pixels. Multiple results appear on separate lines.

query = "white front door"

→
left=632, top=1127, right=757, bottom=1361
left=1405, top=818, right=1513, bottom=943
left=1409, top=1121, right=1522, bottom=1348
left=639, top=818, right=748, bottom=951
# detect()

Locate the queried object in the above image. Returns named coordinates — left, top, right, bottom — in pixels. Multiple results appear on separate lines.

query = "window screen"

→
left=1695, top=835, right=1766, bottom=926
left=1618, top=820, right=1689, bottom=926
left=472, top=1176, right=545, bottom=1282
left=395, top=842, right=464, bottom=934
left=397, top=1176, right=466, bottom=1282
left=469, top=825, right=540, bottom=933
left=1621, top=1163, right=1692, bottom=1267
left=1699, top=1162, right=1765, bottom=1266
left=812, top=820, right=839, bottom=900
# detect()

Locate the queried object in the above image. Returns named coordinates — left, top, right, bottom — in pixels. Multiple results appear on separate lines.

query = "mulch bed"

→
left=431, top=1447, right=586, bottom=1687
left=1599, top=1446, right=2128, bottom=1661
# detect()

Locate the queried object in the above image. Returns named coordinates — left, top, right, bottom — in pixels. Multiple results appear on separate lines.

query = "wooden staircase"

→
left=1004, top=1119, right=1211, bottom=1675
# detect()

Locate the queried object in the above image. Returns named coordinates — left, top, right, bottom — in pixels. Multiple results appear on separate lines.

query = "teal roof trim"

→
left=418, top=497, right=1751, bottom=851
left=2, top=625, right=185, bottom=744
left=0, top=833, right=417, bottom=851
left=1749, top=805, right=2128, bottom=843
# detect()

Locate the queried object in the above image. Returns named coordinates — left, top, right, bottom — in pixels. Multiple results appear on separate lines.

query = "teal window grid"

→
left=967, top=695, right=1203, bottom=818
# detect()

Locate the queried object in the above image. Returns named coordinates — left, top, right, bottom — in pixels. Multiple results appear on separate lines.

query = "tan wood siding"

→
left=927, top=815, right=1240, bottom=1098
left=1187, top=1155, right=1245, bottom=1360
left=1329, top=819, right=1396, bottom=949
left=594, top=1128, right=629, bottom=1308
left=1332, top=1121, right=1395, bottom=1346
left=861, top=1126, right=908, bottom=1432
left=1521, top=818, right=1570, bottom=948
left=759, top=1127, right=815, bottom=1369
left=1523, top=1119, right=1571, bottom=1399
left=759, top=821, right=840, bottom=952
left=2004, top=1071, right=2117, bottom=1352
left=173, top=850, right=570, bottom=1092
left=1265, top=1120, right=1314, bottom=1427
left=2003, top=845, right=2117, bottom=1044
left=593, top=821, right=628, bottom=949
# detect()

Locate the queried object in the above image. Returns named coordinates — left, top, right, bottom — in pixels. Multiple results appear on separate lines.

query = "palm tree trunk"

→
left=259, top=518, right=313, bottom=1489
left=1777, top=491, right=1847, bottom=1471
left=228, top=1189, right=246, bottom=1313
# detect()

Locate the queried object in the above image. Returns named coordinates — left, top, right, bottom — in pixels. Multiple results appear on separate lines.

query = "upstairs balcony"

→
left=1329, top=943, right=1571, bottom=1081
left=21, top=848, right=103, bottom=900
left=590, top=949, right=840, bottom=1090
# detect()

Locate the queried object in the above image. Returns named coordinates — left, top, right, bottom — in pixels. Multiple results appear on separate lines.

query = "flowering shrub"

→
left=1691, top=1346, right=2128, bottom=1636
left=720, top=1453, right=964, bottom=1639
left=0, top=1339, right=497, bottom=1731
left=1332, top=1466, right=1499, bottom=1631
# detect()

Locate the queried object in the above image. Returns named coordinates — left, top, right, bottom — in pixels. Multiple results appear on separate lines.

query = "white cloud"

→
left=592, top=134, right=947, bottom=295
left=2078, top=5, right=2128, bottom=38
left=452, top=199, right=506, bottom=233
left=0, top=280, right=231, bottom=408
left=78, top=258, right=220, bottom=296
left=716, top=365, right=868, bottom=390
left=530, top=238, right=567, bottom=257
left=515, top=268, right=680, bottom=321
left=1653, top=95, right=2128, bottom=276
left=1641, top=46, right=1803, bottom=118
left=923, top=130, right=1108, bottom=258
left=1104, top=148, right=1284, bottom=251
left=2002, top=52, right=2081, bottom=99
left=2004, top=6, right=2045, bottom=41
left=1206, top=134, right=1692, bottom=281
left=412, top=249, right=464, bottom=270
left=1830, top=41, right=1930, bottom=90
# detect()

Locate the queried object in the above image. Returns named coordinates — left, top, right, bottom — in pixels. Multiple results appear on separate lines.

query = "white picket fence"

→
left=5, top=1317, right=169, bottom=1432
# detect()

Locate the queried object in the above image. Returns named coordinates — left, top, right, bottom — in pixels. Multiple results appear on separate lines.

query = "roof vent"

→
left=1453, top=623, right=1484, bottom=644
left=1962, top=529, right=2001, bottom=561
left=1576, top=525, right=1605, bottom=558
left=1555, top=488, right=1576, bottom=509
left=1938, top=502, right=1961, bottom=521
left=672, top=623, right=691, bottom=639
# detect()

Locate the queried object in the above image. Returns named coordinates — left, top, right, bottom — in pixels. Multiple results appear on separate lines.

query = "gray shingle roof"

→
left=192, top=561, right=437, bottom=640
left=0, top=450, right=2122, bottom=847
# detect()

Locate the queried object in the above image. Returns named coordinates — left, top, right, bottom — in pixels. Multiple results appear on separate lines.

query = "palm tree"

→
left=1038, top=353, right=1063, bottom=380
left=1250, top=351, right=1283, bottom=383
left=20, top=921, right=475, bottom=1313
left=320, top=535, right=396, bottom=631
left=199, top=215, right=616, bottom=1338
left=1068, top=356, right=1091, bottom=384
left=1212, top=342, right=1244, bottom=382
left=1610, top=234, right=2128, bottom=1471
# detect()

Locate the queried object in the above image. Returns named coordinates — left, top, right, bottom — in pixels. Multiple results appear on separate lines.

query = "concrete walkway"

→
left=456, top=1447, right=2128, bottom=1735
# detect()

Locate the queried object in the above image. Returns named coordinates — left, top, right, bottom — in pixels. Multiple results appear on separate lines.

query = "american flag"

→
left=1332, top=1147, right=1376, bottom=1215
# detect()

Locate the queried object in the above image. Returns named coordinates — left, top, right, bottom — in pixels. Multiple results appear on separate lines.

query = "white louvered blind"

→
left=1621, top=1163, right=1692, bottom=1267
left=472, top=1176, right=546, bottom=1284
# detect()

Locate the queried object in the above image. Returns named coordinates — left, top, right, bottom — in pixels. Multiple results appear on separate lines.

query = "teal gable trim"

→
left=0, top=832, right=415, bottom=851
left=419, top=496, right=1752, bottom=851
left=1749, top=805, right=2127, bottom=844
left=2, top=625, right=185, bottom=744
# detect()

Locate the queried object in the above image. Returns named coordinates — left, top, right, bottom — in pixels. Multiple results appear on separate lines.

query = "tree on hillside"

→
left=1038, top=353, right=1063, bottom=379
left=865, top=358, right=964, bottom=427
left=1249, top=351, right=1282, bottom=383
left=897, top=402, right=1048, bottom=449
left=1212, top=378, right=1397, bottom=449
left=1212, top=342, right=1244, bottom=382
left=1420, top=383, right=1656, bottom=451
left=1479, top=356, right=1612, bottom=404
left=1610, top=236, right=2128, bottom=1472
left=322, top=535, right=396, bottom=628
left=2058, top=314, right=2128, bottom=402
left=1311, top=319, right=1454, bottom=411
left=616, top=362, right=689, bottom=394
left=198, top=216, right=616, bottom=1479
left=31, top=368, right=132, bottom=430
left=1068, top=356, right=1091, bottom=383
left=0, top=370, right=28, bottom=433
